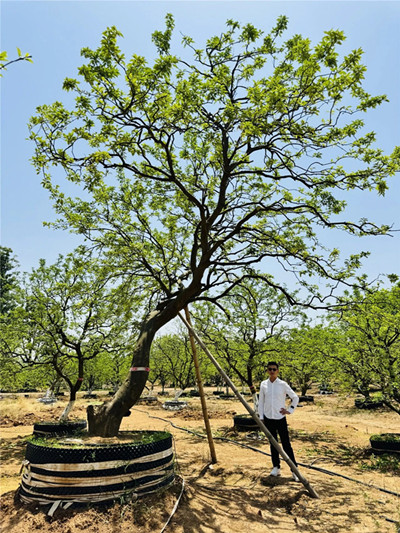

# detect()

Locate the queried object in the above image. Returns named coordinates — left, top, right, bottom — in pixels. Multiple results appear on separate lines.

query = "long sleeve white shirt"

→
left=258, top=377, right=299, bottom=420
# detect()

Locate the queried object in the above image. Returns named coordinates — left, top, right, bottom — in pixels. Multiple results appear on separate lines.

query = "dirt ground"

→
left=0, top=389, right=399, bottom=533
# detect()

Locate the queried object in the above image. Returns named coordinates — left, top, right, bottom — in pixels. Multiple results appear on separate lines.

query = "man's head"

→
left=267, top=362, right=279, bottom=380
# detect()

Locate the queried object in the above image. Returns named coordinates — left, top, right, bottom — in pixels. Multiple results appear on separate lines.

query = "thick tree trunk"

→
left=87, top=306, right=176, bottom=436
left=86, top=266, right=206, bottom=436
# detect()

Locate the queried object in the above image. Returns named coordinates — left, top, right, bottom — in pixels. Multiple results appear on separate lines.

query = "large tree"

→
left=29, top=16, right=399, bottom=435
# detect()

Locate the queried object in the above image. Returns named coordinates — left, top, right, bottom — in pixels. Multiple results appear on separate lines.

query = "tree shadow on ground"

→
left=1, top=470, right=393, bottom=533
left=171, top=474, right=374, bottom=533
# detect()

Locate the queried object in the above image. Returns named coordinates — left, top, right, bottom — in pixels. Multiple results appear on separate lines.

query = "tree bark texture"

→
left=87, top=288, right=198, bottom=436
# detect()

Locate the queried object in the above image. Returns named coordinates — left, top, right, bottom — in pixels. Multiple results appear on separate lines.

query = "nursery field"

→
left=0, top=389, right=399, bottom=533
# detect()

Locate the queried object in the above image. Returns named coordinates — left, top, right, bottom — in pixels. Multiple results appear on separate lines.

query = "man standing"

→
left=258, top=362, right=299, bottom=480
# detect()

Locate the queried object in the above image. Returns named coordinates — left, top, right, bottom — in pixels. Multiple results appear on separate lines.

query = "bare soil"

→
left=0, top=389, right=399, bottom=533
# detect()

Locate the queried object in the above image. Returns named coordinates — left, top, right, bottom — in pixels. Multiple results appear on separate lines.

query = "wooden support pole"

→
left=184, top=306, right=217, bottom=464
left=178, top=312, right=319, bottom=499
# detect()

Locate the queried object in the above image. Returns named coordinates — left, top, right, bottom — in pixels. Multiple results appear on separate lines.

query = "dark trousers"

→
left=263, top=416, right=297, bottom=468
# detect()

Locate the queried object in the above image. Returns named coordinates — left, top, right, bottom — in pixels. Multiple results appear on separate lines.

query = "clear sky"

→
left=1, top=0, right=399, bottom=286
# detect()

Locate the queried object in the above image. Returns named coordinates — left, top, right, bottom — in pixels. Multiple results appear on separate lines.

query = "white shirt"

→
left=258, top=377, right=299, bottom=420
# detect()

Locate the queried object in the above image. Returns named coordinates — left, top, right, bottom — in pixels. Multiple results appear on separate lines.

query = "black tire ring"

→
left=33, top=420, right=87, bottom=436
left=21, top=432, right=175, bottom=504
left=370, top=434, right=400, bottom=452
left=233, top=416, right=259, bottom=432
left=30, top=452, right=174, bottom=478
left=19, top=472, right=175, bottom=502
left=355, top=399, right=383, bottom=409
left=26, top=431, right=172, bottom=464
left=20, top=466, right=175, bottom=497
left=299, top=395, right=314, bottom=402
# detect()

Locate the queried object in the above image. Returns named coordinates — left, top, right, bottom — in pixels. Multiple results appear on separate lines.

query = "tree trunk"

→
left=87, top=307, right=175, bottom=436
left=59, top=377, right=82, bottom=421
left=86, top=268, right=206, bottom=436
left=59, top=400, right=75, bottom=422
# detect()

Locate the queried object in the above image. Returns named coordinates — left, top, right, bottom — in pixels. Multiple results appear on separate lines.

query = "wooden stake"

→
left=178, top=312, right=319, bottom=499
left=184, top=306, right=217, bottom=464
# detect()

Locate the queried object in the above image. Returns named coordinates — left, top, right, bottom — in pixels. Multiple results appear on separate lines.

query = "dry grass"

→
left=0, top=397, right=47, bottom=419
left=0, top=395, right=89, bottom=422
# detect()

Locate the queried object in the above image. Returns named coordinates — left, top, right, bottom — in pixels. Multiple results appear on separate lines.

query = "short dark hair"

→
left=267, top=362, right=279, bottom=368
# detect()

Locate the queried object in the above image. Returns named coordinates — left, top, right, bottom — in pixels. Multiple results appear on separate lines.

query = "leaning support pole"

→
left=184, top=306, right=217, bottom=464
left=178, top=312, right=319, bottom=499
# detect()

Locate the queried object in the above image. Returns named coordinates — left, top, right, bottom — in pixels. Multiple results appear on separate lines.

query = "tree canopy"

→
left=0, top=248, right=138, bottom=418
left=334, top=284, right=400, bottom=413
left=29, top=16, right=400, bottom=435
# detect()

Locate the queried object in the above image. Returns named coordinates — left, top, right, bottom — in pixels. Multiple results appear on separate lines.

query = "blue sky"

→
left=1, top=0, right=399, bottom=287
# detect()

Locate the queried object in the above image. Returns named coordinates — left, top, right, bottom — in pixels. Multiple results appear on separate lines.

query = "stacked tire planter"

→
left=299, top=395, right=314, bottom=403
left=137, top=396, right=158, bottom=405
left=19, top=431, right=175, bottom=512
left=369, top=433, right=400, bottom=455
left=33, top=420, right=87, bottom=437
left=354, top=398, right=383, bottom=409
left=233, top=415, right=259, bottom=432
left=162, top=400, right=187, bottom=411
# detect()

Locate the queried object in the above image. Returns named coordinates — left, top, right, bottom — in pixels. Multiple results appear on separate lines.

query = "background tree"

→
left=0, top=247, right=20, bottom=315
left=281, top=323, right=337, bottom=395
left=330, top=283, right=400, bottom=413
left=149, top=339, right=172, bottom=394
left=29, top=16, right=400, bottom=435
left=193, top=281, right=304, bottom=403
left=91, top=350, right=131, bottom=393
left=151, top=333, right=196, bottom=392
left=0, top=249, right=138, bottom=420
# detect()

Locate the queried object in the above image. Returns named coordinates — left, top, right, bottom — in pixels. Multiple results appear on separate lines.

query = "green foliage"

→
left=279, top=323, right=338, bottom=394
left=0, top=247, right=139, bottom=398
left=370, top=433, right=400, bottom=443
left=0, top=247, right=20, bottom=315
left=360, top=453, right=400, bottom=475
left=27, top=16, right=400, bottom=431
left=333, top=283, right=400, bottom=413
left=0, top=48, right=32, bottom=76
left=29, top=16, right=399, bottom=315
